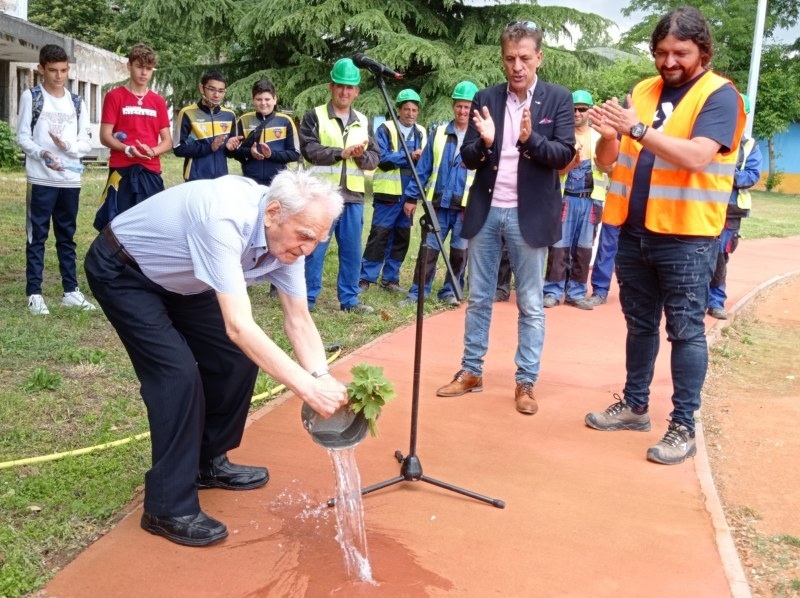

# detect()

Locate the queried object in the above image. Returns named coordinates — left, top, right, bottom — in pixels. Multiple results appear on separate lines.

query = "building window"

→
left=90, top=84, right=99, bottom=123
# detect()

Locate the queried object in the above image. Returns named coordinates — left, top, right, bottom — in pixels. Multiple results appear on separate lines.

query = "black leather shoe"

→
left=197, top=453, right=269, bottom=490
left=140, top=511, right=228, bottom=547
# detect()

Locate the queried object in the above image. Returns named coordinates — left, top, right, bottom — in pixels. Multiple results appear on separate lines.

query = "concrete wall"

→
left=756, top=123, right=800, bottom=194
left=4, top=42, right=127, bottom=156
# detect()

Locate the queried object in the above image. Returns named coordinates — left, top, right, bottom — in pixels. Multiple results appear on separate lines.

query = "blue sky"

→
left=540, top=0, right=800, bottom=45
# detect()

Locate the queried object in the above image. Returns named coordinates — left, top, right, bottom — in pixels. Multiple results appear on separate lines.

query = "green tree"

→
left=123, top=0, right=614, bottom=124
left=28, top=0, right=130, bottom=52
left=620, top=0, right=800, bottom=180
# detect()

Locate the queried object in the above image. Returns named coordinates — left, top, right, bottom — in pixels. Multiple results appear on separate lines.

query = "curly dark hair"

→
left=128, top=43, right=158, bottom=67
left=650, top=6, right=714, bottom=67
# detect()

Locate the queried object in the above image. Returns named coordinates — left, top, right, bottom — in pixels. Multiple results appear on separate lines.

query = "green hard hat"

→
left=330, top=58, right=361, bottom=86
left=396, top=88, right=422, bottom=105
left=452, top=80, right=478, bottom=102
left=572, top=89, right=594, bottom=106
left=740, top=93, right=751, bottom=115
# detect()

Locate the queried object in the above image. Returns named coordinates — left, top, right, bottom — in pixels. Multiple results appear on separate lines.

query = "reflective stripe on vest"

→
left=603, top=72, right=745, bottom=236
left=737, top=138, right=756, bottom=210
left=426, top=126, right=475, bottom=207
left=559, top=128, right=608, bottom=201
left=372, top=121, right=427, bottom=196
left=305, top=106, right=369, bottom=194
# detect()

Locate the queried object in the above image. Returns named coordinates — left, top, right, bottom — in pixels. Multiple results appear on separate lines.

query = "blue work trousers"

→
left=305, top=202, right=364, bottom=310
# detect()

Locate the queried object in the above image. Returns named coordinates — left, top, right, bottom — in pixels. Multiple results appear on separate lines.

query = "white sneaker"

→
left=28, top=294, right=50, bottom=315
left=61, top=288, right=96, bottom=310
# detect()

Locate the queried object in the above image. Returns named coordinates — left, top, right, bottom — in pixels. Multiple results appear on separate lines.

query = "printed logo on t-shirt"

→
left=122, top=106, right=158, bottom=117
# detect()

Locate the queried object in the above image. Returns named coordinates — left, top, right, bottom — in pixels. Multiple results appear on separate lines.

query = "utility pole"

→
left=745, top=0, right=768, bottom=137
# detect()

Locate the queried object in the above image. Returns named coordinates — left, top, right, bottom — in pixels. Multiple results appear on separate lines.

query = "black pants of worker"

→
left=84, top=234, right=259, bottom=517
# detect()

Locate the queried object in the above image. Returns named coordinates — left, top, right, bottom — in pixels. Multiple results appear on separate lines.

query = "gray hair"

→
left=267, top=169, right=344, bottom=223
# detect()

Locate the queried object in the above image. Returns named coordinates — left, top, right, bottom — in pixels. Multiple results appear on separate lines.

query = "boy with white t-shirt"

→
left=16, top=44, right=96, bottom=315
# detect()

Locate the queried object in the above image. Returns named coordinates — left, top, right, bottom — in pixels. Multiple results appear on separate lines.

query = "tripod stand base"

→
left=326, top=451, right=506, bottom=508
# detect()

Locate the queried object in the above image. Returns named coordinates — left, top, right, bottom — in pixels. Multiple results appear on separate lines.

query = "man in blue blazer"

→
left=436, top=20, right=575, bottom=415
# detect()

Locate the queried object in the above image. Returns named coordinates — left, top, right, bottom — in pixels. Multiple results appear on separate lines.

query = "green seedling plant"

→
left=346, top=363, right=396, bottom=437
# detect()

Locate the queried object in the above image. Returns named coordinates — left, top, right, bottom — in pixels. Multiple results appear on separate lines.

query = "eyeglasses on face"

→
left=506, top=20, right=538, bottom=31
left=574, top=106, right=589, bottom=113
left=204, top=86, right=227, bottom=95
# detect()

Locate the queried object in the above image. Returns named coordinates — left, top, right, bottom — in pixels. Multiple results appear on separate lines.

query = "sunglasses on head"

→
left=574, top=106, right=589, bottom=113
left=506, top=20, right=538, bottom=31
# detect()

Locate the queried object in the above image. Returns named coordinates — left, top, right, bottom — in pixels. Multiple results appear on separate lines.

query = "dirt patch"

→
left=703, top=276, right=800, bottom=597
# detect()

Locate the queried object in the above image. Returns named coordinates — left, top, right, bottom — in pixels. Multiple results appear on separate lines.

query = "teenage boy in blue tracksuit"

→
left=173, top=70, right=240, bottom=181
left=232, top=79, right=300, bottom=186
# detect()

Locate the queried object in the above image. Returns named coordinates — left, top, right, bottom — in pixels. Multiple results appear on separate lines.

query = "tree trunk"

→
left=767, top=137, right=776, bottom=192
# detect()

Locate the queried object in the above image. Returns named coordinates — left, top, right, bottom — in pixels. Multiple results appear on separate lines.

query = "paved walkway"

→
left=43, top=237, right=800, bottom=598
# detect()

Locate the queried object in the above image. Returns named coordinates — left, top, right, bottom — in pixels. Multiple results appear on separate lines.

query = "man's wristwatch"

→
left=311, top=369, right=331, bottom=379
left=629, top=122, right=649, bottom=141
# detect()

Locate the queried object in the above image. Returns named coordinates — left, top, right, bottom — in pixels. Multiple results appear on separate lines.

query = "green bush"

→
left=765, top=170, right=784, bottom=192
left=0, top=120, right=21, bottom=169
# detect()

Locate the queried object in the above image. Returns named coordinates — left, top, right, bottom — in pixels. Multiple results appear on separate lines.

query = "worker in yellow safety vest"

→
left=299, top=57, right=380, bottom=313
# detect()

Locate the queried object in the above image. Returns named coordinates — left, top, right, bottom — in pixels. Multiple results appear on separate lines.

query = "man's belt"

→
left=564, top=191, right=592, bottom=198
left=102, top=226, right=140, bottom=272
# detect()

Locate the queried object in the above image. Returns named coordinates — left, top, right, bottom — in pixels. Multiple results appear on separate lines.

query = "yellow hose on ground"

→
left=0, top=348, right=341, bottom=471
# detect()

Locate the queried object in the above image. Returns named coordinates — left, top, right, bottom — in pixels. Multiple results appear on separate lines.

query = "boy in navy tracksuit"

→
left=232, top=79, right=300, bottom=186
left=173, top=70, right=241, bottom=181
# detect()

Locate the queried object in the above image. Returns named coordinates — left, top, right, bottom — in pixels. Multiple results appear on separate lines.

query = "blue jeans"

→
left=305, top=202, right=364, bottom=310
left=407, top=207, right=468, bottom=300
left=462, top=207, right=547, bottom=383
left=616, top=229, right=718, bottom=431
left=590, top=223, right=620, bottom=297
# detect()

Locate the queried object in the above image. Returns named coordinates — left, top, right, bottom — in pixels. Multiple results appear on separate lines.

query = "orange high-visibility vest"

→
left=604, top=71, right=745, bottom=236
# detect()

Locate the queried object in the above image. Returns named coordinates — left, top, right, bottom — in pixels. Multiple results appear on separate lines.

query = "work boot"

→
left=564, top=297, right=594, bottom=310
left=543, top=294, right=559, bottom=308
left=587, top=294, right=607, bottom=306
left=585, top=395, right=651, bottom=431
left=514, top=381, right=538, bottom=415
left=646, top=421, right=697, bottom=464
left=707, top=307, right=728, bottom=320
left=436, top=369, right=483, bottom=397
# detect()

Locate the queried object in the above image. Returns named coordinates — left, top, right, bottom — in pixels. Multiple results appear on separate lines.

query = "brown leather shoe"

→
left=436, top=369, right=483, bottom=397
left=515, top=381, right=538, bottom=415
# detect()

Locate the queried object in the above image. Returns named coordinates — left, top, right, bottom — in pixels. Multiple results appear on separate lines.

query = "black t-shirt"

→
left=625, top=72, right=740, bottom=237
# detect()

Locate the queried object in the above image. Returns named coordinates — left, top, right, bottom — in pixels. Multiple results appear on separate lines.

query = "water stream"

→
left=328, top=447, right=375, bottom=583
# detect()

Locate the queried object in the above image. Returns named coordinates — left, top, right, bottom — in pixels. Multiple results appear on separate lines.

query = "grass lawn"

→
left=0, top=156, right=797, bottom=596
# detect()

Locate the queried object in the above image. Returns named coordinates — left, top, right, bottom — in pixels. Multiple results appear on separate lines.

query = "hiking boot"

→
left=514, top=381, right=538, bottom=415
left=707, top=307, right=728, bottom=320
left=358, top=279, right=370, bottom=293
left=28, top=294, right=49, bottom=315
left=380, top=281, right=407, bottom=294
left=646, top=421, right=697, bottom=465
left=543, top=294, right=559, bottom=308
left=342, top=303, right=375, bottom=314
left=436, top=369, right=483, bottom=397
left=61, top=288, right=96, bottom=310
left=585, top=395, right=651, bottom=431
left=587, top=294, right=608, bottom=306
left=565, top=297, right=594, bottom=310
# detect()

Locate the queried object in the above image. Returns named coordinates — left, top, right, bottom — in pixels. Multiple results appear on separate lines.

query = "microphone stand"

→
left=330, top=70, right=504, bottom=509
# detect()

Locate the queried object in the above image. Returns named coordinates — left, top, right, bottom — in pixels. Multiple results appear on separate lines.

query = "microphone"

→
left=352, top=53, right=403, bottom=80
